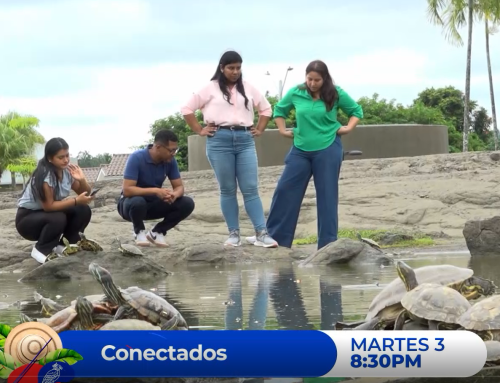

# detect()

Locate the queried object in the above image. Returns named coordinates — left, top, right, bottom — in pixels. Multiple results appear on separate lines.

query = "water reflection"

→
left=0, top=252, right=491, bottom=332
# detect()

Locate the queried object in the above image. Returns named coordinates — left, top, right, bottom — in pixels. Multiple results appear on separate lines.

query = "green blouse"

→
left=273, top=84, right=363, bottom=151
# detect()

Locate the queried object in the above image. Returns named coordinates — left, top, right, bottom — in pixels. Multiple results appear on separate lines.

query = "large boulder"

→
left=299, top=238, right=394, bottom=266
left=463, top=216, right=500, bottom=256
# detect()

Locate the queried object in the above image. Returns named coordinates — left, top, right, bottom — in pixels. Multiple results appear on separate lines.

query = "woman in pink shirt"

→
left=181, top=50, right=278, bottom=248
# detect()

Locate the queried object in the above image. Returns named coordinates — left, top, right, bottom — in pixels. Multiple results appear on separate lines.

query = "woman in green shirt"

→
left=264, top=60, right=363, bottom=250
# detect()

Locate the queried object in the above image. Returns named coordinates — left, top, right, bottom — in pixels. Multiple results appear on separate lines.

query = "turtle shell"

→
left=120, top=244, right=144, bottom=255
left=458, top=294, right=500, bottom=331
left=401, top=283, right=471, bottom=323
left=485, top=341, right=500, bottom=362
left=99, top=319, right=161, bottom=330
left=366, top=264, right=474, bottom=321
left=121, top=286, right=187, bottom=327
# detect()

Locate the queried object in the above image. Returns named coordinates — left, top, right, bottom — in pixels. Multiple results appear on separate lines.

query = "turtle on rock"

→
left=351, top=261, right=496, bottom=330
left=457, top=294, right=500, bottom=341
left=112, top=237, right=144, bottom=257
left=356, top=232, right=383, bottom=253
left=394, top=281, right=472, bottom=330
left=77, top=232, right=103, bottom=252
left=61, top=237, right=80, bottom=255
left=89, top=262, right=188, bottom=330
left=29, top=296, right=113, bottom=333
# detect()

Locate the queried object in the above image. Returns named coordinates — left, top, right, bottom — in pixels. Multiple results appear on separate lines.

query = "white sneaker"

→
left=31, top=247, right=47, bottom=264
left=53, top=245, right=65, bottom=255
left=146, top=230, right=168, bottom=248
left=135, top=230, right=150, bottom=247
left=245, top=235, right=256, bottom=244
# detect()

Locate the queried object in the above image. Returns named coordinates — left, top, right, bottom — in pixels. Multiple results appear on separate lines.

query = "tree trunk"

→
left=10, top=171, right=16, bottom=191
left=462, top=0, right=474, bottom=152
left=485, top=18, right=499, bottom=151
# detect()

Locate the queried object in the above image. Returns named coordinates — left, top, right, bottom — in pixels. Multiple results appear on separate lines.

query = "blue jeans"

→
left=267, top=135, right=343, bottom=249
left=206, top=128, right=266, bottom=232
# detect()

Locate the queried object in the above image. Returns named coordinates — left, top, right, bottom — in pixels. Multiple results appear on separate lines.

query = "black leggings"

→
left=15, top=205, right=92, bottom=255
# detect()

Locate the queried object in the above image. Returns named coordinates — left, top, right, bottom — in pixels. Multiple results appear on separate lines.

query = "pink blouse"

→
left=180, top=80, right=272, bottom=126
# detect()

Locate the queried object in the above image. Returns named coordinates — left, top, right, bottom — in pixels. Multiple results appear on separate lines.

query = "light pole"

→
left=279, top=66, right=293, bottom=99
left=265, top=67, right=293, bottom=100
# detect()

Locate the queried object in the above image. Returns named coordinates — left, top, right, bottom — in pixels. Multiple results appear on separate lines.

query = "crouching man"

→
left=117, top=129, right=195, bottom=247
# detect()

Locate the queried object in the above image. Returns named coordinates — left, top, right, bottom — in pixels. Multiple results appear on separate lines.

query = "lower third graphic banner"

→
left=0, top=325, right=489, bottom=380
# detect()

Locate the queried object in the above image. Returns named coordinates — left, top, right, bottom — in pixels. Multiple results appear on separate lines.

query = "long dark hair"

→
left=26, top=137, right=69, bottom=202
left=210, top=50, right=250, bottom=110
left=300, top=60, right=338, bottom=112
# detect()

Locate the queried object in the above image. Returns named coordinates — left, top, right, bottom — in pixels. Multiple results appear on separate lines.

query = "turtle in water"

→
left=77, top=232, right=103, bottom=252
left=394, top=281, right=472, bottom=330
left=484, top=341, right=500, bottom=367
left=356, top=232, right=383, bottom=253
left=112, top=237, right=144, bottom=256
left=457, top=294, right=500, bottom=341
left=99, top=319, right=162, bottom=331
left=32, top=296, right=113, bottom=333
left=352, top=261, right=495, bottom=330
left=89, top=262, right=188, bottom=330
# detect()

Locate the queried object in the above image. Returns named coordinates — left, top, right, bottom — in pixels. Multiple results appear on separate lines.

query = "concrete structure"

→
left=187, top=124, right=449, bottom=171
left=95, top=154, right=130, bottom=182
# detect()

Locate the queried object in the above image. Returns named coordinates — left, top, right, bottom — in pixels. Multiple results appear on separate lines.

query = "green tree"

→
left=0, top=111, right=44, bottom=189
left=426, top=0, right=500, bottom=152
left=414, top=85, right=492, bottom=151
left=77, top=151, right=112, bottom=168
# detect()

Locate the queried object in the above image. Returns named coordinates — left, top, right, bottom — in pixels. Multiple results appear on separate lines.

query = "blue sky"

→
left=0, top=0, right=498, bottom=156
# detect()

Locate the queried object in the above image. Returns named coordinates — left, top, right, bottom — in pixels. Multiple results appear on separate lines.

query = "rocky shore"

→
left=1, top=150, right=500, bottom=277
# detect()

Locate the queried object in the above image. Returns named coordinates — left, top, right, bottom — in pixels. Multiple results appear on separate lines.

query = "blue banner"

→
left=59, top=330, right=337, bottom=377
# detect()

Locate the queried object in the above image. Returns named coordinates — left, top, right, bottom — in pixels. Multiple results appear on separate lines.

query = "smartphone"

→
left=89, top=188, right=100, bottom=196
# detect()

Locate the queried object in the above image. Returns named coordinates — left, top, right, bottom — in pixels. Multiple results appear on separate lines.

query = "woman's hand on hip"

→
left=337, top=126, right=353, bottom=135
left=250, top=127, right=262, bottom=137
left=199, top=122, right=216, bottom=137
left=279, top=129, right=294, bottom=139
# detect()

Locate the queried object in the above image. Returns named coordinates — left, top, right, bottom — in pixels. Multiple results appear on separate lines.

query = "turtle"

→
left=457, top=294, right=500, bottom=341
left=89, top=262, right=189, bottom=330
left=112, top=237, right=144, bottom=256
left=356, top=232, right=383, bottom=253
left=42, top=295, right=114, bottom=333
left=99, top=319, right=162, bottom=331
left=34, top=292, right=115, bottom=316
left=34, top=291, right=66, bottom=316
left=484, top=341, right=500, bottom=367
left=394, top=282, right=472, bottom=330
left=354, top=261, right=495, bottom=330
left=61, top=237, right=80, bottom=255
left=77, top=232, right=103, bottom=252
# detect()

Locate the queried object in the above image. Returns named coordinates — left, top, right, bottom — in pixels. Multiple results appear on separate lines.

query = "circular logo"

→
left=4, top=321, right=63, bottom=365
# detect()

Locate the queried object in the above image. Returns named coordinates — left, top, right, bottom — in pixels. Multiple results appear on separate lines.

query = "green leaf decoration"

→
left=38, top=348, right=83, bottom=366
left=0, top=323, right=11, bottom=351
left=0, top=350, right=17, bottom=379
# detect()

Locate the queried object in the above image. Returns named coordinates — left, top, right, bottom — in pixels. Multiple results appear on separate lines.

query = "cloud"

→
left=0, top=0, right=498, bottom=156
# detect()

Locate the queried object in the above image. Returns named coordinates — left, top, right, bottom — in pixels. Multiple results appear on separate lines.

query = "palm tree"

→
left=426, top=0, right=500, bottom=152
left=484, top=14, right=499, bottom=149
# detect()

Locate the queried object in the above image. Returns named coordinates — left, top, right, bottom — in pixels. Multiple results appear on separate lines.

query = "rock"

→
left=299, top=238, right=394, bottom=266
left=377, top=232, right=414, bottom=245
left=18, top=250, right=171, bottom=282
left=490, top=152, right=500, bottom=161
left=463, top=216, right=500, bottom=256
left=175, top=243, right=305, bottom=265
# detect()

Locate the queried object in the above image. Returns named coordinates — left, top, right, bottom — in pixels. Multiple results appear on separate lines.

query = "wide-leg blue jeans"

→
left=206, top=128, right=267, bottom=232
left=267, top=135, right=343, bottom=250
